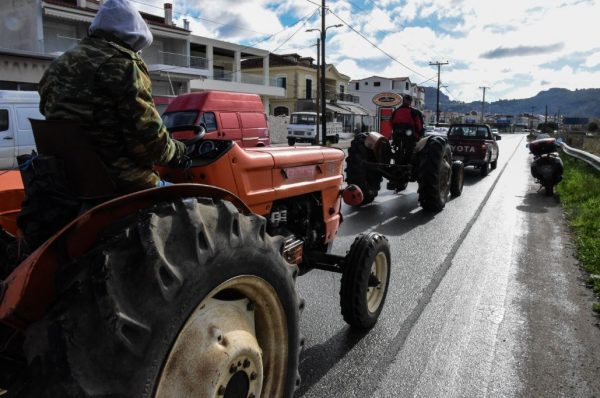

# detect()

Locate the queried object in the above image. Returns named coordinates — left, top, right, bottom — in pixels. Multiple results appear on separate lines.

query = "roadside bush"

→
left=557, top=154, right=600, bottom=312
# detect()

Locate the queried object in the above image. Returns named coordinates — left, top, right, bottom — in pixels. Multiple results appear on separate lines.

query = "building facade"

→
left=0, top=0, right=283, bottom=112
left=242, top=53, right=373, bottom=131
left=349, top=75, right=426, bottom=113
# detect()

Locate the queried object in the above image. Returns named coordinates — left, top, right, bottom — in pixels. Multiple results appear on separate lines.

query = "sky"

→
left=132, top=0, right=600, bottom=103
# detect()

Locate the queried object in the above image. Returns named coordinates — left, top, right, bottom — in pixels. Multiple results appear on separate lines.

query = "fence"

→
left=561, top=142, right=600, bottom=172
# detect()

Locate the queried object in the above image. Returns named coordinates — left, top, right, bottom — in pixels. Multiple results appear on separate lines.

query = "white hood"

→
left=89, top=0, right=153, bottom=52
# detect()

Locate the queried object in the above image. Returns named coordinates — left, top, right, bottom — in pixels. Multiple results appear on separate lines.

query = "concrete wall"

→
left=0, top=0, right=42, bottom=52
left=268, top=115, right=289, bottom=144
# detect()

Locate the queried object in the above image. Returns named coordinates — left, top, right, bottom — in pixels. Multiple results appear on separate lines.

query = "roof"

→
left=165, top=91, right=264, bottom=113
left=43, top=0, right=190, bottom=32
left=0, top=90, right=40, bottom=102
left=337, top=102, right=374, bottom=116
left=350, top=75, right=409, bottom=82
left=242, top=53, right=317, bottom=70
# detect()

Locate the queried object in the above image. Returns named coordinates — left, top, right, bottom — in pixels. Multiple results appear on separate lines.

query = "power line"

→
left=272, top=7, right=321, bottom=53
left=327, top=9, right=430, bottom=80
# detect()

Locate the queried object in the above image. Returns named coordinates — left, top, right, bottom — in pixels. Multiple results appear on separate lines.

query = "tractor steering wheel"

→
left=167, top=124, right=207, bottom=145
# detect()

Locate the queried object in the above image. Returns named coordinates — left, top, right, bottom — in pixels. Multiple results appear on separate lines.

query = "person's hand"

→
left=167, top=154, right=191, bottom=169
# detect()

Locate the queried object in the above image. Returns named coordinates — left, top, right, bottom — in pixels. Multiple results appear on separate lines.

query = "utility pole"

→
left=545, top=104, right=548, bottom=125
left=479, top=86, right=489, bottom=123
left=315, top=38, right=320, bottom=135
left=320, top=0, right=327, bottom=145
left=429, top=61, right=449, bottom=126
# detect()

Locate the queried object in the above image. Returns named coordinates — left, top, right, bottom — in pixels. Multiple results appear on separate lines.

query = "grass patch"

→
left=556, top=154, right=600, bottom=309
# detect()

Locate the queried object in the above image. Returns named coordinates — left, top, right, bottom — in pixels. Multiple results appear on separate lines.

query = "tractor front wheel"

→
left=21, top=198, right=301, bottom=398
left=340, top=233, right=391, bottom=329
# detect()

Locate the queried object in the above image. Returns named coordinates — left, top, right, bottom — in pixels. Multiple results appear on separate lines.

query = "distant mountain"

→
left=423, top=87, right=600, bottom=118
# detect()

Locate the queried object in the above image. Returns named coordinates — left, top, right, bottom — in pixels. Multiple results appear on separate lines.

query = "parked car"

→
left=0, top=90, right=43, bottom=169
left=162, top=91, right=270, bottom=147
left=447, top=123, right=501, bottom=177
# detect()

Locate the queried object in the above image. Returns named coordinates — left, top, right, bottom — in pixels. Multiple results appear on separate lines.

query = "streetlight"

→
left=306, top=22, right=343, bottom=145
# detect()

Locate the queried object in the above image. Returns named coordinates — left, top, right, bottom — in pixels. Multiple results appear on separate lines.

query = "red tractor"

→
left=0, top=120, right=391, bottom=397
left=345, top=105, right=464, bottom=211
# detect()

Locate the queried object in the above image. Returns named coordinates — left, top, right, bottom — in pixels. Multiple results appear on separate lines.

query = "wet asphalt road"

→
left=294, top=134, right=600, bottom=397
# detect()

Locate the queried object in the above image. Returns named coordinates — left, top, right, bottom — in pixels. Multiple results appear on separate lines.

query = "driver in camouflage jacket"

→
left=38, top=0, right=186, bottom=193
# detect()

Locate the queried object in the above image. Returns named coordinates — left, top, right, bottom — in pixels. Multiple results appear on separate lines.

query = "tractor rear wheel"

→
left=340, top=233, right=391, bottom=330
left=417, top=136, right=452, bottom=212
left=345, top=133, right=383, bottom=206
left=20, top=198, right=301, bottom=398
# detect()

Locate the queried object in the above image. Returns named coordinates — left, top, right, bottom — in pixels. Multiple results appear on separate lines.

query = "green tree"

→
left=588, top=122, right=599, bottom=132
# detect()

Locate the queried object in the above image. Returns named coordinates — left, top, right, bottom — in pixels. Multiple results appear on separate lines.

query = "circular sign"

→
left=372, top=92, right=403, bottom=107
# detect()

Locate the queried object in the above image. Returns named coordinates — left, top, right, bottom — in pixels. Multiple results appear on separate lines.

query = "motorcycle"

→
left=528, top=137, right=563, bottom=196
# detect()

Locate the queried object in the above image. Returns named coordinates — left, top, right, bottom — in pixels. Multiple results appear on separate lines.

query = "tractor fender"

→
left=414, top=136, right=432, bottom=154
left=363, top=132, right=392, bottom=164
left=0, top=184, right=250, bottom=329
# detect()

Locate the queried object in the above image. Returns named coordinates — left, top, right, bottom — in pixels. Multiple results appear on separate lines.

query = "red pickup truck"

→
left=447, top=124, right=501, bottom=177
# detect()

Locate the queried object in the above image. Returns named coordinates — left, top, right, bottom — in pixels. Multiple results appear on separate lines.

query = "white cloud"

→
left=131, top=0, right=600, bottom=102
left=584, top=51, right=600, bottom=68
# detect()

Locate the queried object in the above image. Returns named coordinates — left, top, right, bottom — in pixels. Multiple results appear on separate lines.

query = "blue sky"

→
left=134, top=0, right=600, bottom=103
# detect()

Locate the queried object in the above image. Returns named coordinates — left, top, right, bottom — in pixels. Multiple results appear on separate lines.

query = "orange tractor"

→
left=0, top=121, right=391, bottom=397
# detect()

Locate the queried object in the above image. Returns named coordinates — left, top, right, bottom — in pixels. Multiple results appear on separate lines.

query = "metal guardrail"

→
left=560, top=142, right=600, bottom=172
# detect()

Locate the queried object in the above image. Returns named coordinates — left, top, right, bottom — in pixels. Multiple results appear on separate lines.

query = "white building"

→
left=0, top=0, right=283, bottom=112
left=349, top=75, right=425, bottom=113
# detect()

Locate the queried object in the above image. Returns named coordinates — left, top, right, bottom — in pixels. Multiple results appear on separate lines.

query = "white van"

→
left=0, top=90, right=43, bottom=169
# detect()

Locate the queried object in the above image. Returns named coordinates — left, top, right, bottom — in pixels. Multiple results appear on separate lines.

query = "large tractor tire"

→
left=417, top=136, right=452, bottom=212
left=340, top=233, right=391, bottom=330
left=345, top=133, right=383, bottom=206
left=19, top=198, right=301, bottom=398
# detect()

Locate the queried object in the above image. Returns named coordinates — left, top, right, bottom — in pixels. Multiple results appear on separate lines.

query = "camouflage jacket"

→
left=38, top=36, right=186, bottom=192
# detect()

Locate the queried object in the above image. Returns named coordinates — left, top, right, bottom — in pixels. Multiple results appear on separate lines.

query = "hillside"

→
left=422, top=87, right=600, bottom=117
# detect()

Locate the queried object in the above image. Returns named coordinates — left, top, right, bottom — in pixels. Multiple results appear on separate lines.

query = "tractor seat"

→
left=29, top=119, right=116, bottom=199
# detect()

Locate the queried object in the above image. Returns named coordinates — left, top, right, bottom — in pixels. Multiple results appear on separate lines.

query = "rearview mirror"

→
left=495, top=134, right=501, bottom=140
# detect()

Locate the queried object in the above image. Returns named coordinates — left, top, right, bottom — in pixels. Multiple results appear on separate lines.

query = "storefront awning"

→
left=336, top=103, right=373, bottom=116
left=326, top=103, right=352, bottom=115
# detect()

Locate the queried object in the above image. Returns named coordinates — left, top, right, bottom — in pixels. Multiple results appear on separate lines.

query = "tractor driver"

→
left=38, top=0, right=188, bottom=192
left=18, top=0, right=188, bottom=250
left=391, top=94, right=425, bottom=139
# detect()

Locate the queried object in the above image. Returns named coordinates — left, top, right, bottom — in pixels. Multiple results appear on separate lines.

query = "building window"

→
left=355, top=82, right=359, bottom=90
left=339, top=85, right=345, bottom=94
left=365, top=82, right=369, bottom=85
left=374, top=82, right=381, bottom=87
left=276, top=76, right=287, bottom=89
left=305, top=77, right=312, bottom=99
left=274, top=106, right=289, bottom=116
left=405, top=82, right=409, bottom=90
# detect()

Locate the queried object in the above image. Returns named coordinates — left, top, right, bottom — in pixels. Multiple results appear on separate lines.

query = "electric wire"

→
left=327, top=9, right=431, bottom=80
